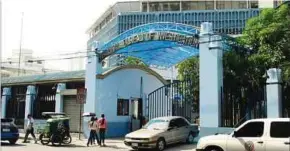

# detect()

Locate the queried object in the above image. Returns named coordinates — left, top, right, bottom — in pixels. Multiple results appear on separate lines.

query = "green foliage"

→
left=124, top=56, right=148, bottom=66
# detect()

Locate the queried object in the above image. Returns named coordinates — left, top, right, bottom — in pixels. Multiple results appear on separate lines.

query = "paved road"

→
left=1, top=140, right=196, bottom=151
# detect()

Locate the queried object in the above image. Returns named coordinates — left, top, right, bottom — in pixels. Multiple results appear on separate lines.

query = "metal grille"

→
left=6, top=86, right=27, bottom=129
left=148, top=76, right=197, bottom=122
left=221, top=86, right=267, bottom=127
left=33, top=84, right=56, bottom=119
left=282, top=83, right=290, bottom=117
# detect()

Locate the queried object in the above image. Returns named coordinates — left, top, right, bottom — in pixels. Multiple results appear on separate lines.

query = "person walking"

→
left=93, top=117, right=101, bottom=146
left=23, top=114, right=37, bottom=143
left=98, top=114, right=107, bottom=147
left=87, top=116, right=96, bottom=147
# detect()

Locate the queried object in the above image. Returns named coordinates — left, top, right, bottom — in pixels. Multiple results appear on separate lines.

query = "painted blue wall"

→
left=84, top=68, right=164, bottom=138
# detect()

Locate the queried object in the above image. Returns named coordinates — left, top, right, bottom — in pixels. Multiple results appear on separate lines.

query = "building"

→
left=86, top=0, right=268, bottom=78
left=1, top=49, right=62, bottom=77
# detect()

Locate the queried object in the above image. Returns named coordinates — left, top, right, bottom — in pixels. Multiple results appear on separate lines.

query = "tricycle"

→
left=38, top=112, right=72, bottom=146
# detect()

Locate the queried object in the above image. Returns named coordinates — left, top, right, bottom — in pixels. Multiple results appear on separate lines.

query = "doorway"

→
left=130, top=98, right=143, bottom=132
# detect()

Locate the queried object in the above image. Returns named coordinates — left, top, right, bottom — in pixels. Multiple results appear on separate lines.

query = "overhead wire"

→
left=2, top=24, right=290, bottom=64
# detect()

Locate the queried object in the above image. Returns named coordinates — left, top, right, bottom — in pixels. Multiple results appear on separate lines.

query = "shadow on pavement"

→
left=102, top=144, right=128, bottom=150
left=1, top=142, right=26, bottom=147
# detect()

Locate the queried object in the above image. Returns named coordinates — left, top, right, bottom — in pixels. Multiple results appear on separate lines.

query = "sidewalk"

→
left=19, top=133, right=128, bottom=149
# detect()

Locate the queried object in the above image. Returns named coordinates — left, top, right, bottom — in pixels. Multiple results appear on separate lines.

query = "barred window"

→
left=117, top=99, right=129, bottom=116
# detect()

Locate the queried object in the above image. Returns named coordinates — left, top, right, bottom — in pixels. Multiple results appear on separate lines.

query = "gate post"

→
left=266, top=68, right=282, bottom=118
left=25, top=85, right=36, bottom=122
left=55, top=83, right=66, bottom=113
left=1, top=87, right=11, bottom=118
left=199, top=22, right=223, bottom=129
left=84, top=41, right=102, bottom=138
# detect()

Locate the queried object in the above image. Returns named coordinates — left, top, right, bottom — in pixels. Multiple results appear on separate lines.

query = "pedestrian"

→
left=98, top=114, right=107, bottom=147
left=86, top=116, right=95, bottom=147
left=23, top=114, right=37, bottom=143
left=93, top=117, right=101, bottom=146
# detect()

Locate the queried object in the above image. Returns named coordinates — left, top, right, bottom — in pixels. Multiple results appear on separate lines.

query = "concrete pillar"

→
left=84, top=41, right=102, bottom=138
left=1, top=87, right=11, bottom=118
left=55, top=83, right=66, bottom=113
left=25, top=85, right=36, bottom=118
left=266, top=68, right=282, bottom=118
left=199, top=22, right=223, bottom=128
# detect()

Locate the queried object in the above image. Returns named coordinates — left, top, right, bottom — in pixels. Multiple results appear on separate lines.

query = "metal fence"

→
left=148, top=76, right=197, bottom=122
left=221, top=85, right=267, bottom=127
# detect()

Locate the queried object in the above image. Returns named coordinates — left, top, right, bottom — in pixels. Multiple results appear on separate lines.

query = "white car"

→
left=196, top=118, right=290, bottom=151
left=124, top=116, right=199, bottom=151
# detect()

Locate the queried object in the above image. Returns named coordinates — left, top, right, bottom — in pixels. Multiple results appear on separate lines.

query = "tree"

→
left=124, top=56, right=148, bottom=66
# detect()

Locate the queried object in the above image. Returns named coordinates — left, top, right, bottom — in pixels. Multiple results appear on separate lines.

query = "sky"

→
left=1, top=0, right=132, bottom=71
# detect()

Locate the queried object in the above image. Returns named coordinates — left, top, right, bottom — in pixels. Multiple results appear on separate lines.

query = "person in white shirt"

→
left=23, top=114, right=37, bottom=143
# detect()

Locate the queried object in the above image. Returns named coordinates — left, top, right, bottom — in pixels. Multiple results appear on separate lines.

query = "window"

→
left=217, top=1, right=225, bottom=9
left=142, top=2, right=147, bottom=12
left=169, top=2, right=180, bottom=11
left=149, top=2, right=161, bottom=12
left=176, top=118, right=189, bottom=127
left=205, top=1, right=214, bottom=10
left=117, top=99, right=129, bottom=116
left=270, top=122, right=290, bottom=138
left=169, top=119, right=178, bottom=127
left=235, top=122, right=264, bottom=137
left=250, top=1, right=258, bottom=8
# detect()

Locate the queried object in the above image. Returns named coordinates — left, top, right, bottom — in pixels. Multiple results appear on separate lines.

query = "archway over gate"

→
left=86, top=22, right=227, bottom=138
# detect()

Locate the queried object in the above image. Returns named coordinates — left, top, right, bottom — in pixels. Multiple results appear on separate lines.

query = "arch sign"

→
left=97, top=22, right=200, bottom=67
left=99, top=32, right=199, bottom=61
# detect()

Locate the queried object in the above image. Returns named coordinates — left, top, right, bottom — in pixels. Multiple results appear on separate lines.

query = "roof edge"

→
left=96, top=65, right=169, bottom=85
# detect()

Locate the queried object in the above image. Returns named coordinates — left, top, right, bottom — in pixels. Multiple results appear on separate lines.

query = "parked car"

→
left=1, top=118, right=19, bottom=144
left=196, top=118, right=290, bottom=151
left=124, top=116, right=199, bottom=151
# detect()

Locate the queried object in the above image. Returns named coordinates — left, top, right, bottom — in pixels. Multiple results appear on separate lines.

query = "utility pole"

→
left=18, top=12, right=24, bottom=76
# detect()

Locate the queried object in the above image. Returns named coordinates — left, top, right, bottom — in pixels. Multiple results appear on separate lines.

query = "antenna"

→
left=18, top=12, right=24, bottom=76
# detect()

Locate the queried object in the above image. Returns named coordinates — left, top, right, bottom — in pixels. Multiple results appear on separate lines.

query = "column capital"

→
left=200, top=22, right=213, bottom=36
left=26, top=85, right=36, bottom=95
left=209, top=35, right=223, bottom=50
left=2, top=87, right=11, bottom=96
left=56, top=83, right=66, bottom=93
left=266, top=68, right=282, bottom=84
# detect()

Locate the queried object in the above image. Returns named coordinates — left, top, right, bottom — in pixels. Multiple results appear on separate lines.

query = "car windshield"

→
left=143, top=119, right=168, bottom=130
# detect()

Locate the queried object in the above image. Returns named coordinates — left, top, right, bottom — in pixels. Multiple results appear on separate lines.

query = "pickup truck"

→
left=196, top=118, right=290, bottom=151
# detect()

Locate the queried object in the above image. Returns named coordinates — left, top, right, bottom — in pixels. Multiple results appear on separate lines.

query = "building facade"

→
left=86, top=0, right=287, bottom=68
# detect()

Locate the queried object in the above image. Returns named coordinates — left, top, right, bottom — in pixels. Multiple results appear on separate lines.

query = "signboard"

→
left=76, top=88, right=87, bottom=104
left=99, top=32, right=199, bottom=61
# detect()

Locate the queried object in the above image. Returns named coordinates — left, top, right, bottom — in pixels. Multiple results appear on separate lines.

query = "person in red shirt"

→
left=97, top=114, right=107, bottom=146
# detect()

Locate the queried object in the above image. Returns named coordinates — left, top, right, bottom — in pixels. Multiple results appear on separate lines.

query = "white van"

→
left=196, top=118, right=290, bottom=151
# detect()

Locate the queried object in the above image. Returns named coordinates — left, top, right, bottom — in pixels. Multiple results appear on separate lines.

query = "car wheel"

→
left=39, top=134, right=50, bottom=145
left=205, top=146, right=223, bottom=151
left=9, top=139, right=17, bottom=145
left=186, top=132, right=195, bottom=144
left=156, top=138, right=166, bottom=151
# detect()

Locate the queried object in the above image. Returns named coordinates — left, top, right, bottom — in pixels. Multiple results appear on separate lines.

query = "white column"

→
left=1, top=87, right=11, bottom=118
left=199, top=22, right=223, bottom=128
left=25, top=85, right=36, bottom=118
left=266, top=68, right=283, bottom=118
left=55, top=83, right=66, bottom=113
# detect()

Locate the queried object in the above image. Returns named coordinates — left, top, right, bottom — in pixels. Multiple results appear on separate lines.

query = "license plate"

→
left=131, top=143, right=138, bottom=147
left=3, top=129, right=10, bottom=132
